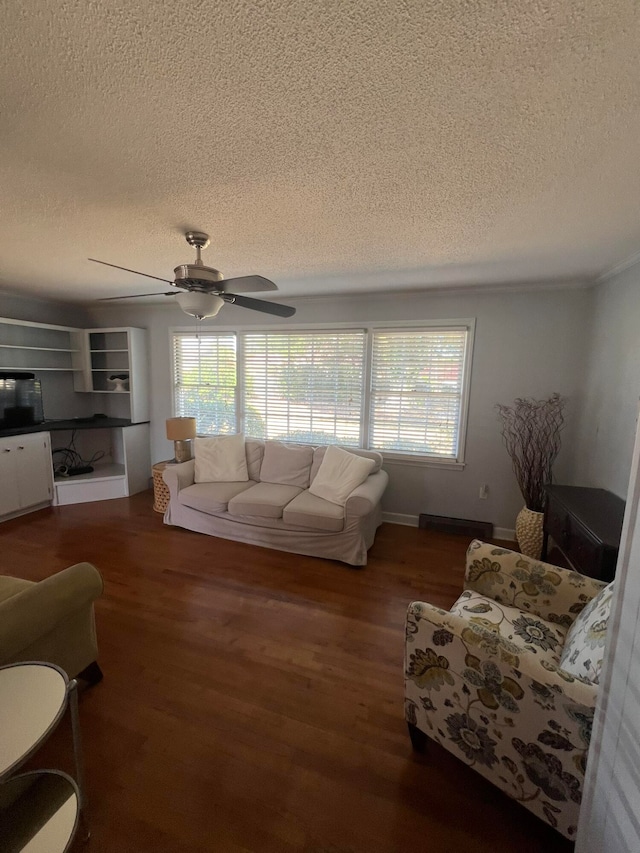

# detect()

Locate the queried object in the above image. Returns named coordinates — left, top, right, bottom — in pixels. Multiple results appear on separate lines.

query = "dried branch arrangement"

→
left=496, top=393, right=566, bottom=512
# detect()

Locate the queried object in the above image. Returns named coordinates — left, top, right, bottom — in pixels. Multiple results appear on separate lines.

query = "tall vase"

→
left=515, top=506, right=544, bottom=559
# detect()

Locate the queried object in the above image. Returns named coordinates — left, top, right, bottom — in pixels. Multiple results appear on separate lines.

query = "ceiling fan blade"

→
left=89, top=258, right=174, bottom=284
left=217, top=275, right=278, bottom=294
left=98, top=292, right=175, bottom=301
left=223, top=293, right=296, bottom=317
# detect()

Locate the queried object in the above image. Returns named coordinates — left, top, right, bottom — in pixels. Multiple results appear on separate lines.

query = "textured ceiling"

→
left=1, top=0, right=639, bottom=304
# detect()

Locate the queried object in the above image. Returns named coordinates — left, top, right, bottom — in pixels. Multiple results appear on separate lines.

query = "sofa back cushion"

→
left=308, top=444, right=376, bottom=506
left=259, top=441, right=314, bottom=487
left=245, top=440, right=265, bottom=482
left=194, top=434, right=249, bottom=483
left=310, top=446, right=382, bottom=483
left=559, top=581, right=615, bottom=684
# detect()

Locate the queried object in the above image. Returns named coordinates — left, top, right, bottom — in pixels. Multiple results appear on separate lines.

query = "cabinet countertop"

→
left=0, top=418, right=149, bottom=438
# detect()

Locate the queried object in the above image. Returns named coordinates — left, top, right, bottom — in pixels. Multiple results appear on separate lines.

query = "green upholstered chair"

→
left=0, top=562, right=104, bottom=684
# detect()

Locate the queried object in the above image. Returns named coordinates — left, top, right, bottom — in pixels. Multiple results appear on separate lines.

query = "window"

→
left=172, top=322, right=473, bottom=464
left=370, top=329, right=468, bottom=458
left=173, top=333, right=237, bottom=433
left=243, top=331, right=365, bottom=445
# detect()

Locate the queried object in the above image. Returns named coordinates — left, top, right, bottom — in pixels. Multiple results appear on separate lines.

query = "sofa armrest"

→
left=345, top=469, right=389, bottom=518
left=163, top=459, right=196, bottom=500
left=0, top=563, right=103, bottom=663
left=463, top=540, right=606, bottom=627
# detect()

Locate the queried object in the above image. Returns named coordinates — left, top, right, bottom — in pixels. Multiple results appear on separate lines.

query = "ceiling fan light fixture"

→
left=90, top=229, right=295, bottom=318
left=175, top=291, right=224, bottom=319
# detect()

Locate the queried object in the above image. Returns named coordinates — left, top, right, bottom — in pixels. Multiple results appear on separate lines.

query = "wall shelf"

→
left=0, top=319, right=84, bottom=376
left=54, top=462, right=126, bottom=483
left=0, top=345, right=80, bottom=353
left=0, top=367, right=82, bottom=372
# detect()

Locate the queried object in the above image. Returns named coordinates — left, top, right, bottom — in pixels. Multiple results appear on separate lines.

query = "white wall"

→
left=0, top=289, right=90, bottom=327
left=571, top=264, right=640, bottom=498
left=576, top=391, right=640, bottom=853
left=88, top=284, right=591, bottom=531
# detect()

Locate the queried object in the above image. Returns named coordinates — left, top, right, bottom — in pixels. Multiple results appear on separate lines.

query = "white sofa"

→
left=162, top=439, right=389, bottom=565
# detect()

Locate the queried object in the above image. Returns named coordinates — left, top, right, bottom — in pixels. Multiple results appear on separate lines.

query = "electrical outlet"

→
left=479, top=484, right=489, bottom=499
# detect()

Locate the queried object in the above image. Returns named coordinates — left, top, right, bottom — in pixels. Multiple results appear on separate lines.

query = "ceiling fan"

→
left=89, top=231, right=295, bottom=320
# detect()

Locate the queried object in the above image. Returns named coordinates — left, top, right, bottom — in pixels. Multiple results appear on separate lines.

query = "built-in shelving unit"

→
left=0, top=317, right=83, bottom=373
left=73, top=327, right=149, bottom=422
left=52, top=423, right=150, bottom=506
left=0, top=318, right=151, bottom=515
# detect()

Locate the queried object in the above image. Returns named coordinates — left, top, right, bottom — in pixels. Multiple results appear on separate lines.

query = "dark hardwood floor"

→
left=0, top=494, right=573, bottom=852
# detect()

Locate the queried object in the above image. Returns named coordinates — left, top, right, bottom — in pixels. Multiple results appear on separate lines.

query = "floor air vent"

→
left=418, top=514, right=493, bottom=539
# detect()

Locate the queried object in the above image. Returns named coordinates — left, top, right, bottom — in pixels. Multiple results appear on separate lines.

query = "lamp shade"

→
left=175, top=291, right=224, bottom=319
left=166, top=417, right=197, bottom=441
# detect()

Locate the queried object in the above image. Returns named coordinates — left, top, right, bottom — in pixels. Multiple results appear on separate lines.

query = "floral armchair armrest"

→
left=404, top=600, right=596, bottom=839
left=464, top=540, right=606, bottom=627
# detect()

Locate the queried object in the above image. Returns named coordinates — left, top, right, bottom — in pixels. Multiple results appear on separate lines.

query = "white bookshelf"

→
left=72, top=327, right=149, bottom=423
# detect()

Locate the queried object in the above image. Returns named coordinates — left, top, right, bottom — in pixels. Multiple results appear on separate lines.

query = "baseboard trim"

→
left=382, top=512, right=419, bottom=526
left=493, top=527, right=516, bottom=542
left=382, top=513, right=516, bottom=542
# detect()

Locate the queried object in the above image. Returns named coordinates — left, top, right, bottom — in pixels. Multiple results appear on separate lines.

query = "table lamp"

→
left=166, top=417, right=197, bottom=463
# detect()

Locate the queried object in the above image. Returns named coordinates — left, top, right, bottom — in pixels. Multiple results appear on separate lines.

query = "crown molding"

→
left=596, top=250, right=640, bottom=284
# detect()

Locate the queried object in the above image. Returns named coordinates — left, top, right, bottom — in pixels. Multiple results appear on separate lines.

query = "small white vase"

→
left=515, top=506, right=544, bottom=559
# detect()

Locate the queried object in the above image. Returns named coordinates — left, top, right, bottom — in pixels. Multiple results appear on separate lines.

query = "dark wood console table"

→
left=542, top=485, right=625, bottom=582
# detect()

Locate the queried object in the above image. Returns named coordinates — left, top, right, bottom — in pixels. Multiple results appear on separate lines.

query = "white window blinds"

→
left=243, top=331, right=366, bottom=445
left=369, top=328, right=468, bottom=459
left=173, top=333, right=237, bottom=434
left=172, top=323, right=472, bottom=461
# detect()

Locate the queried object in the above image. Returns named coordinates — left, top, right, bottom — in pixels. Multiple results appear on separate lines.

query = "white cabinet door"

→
left=15, top=433, right=53, bottom=508
left=0, top=432, right=53, bottom=518
left=0, top=441, right=19, bottom=516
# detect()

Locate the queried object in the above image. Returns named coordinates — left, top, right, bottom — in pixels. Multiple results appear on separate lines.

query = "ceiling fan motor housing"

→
left=174, top=264, right=224, bottom=289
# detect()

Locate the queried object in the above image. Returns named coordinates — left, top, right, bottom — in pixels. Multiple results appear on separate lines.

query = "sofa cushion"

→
left=179, top=481, right=257, bottom=514
left=559, top=581, right=614, bottom=684
left=310, top=445, right=383, bottom=482
left=0, top=576, right=33, bottom=603
left=228, top=482, right=303, bottom=519
left=259, top=441, right=314, bottom=488
left=309, top=445, right=375, bottom=506
left=282, top=490, right=345, bottom=532
left=245, top=440, right=265, bottom=482
left=450, top=590, right=568, bottom=666
left=194, top=434, right=248, bottom=483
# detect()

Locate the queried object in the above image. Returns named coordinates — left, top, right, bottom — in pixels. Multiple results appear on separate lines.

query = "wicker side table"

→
left=152, top=460, right=174, bottom=513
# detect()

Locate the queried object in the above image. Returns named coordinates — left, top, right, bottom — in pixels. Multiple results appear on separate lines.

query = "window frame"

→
left=170, top=318, right=475, bottom=468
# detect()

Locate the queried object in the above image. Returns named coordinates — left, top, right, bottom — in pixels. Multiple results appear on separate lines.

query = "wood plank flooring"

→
left=0, top=494, right=573, bottom=852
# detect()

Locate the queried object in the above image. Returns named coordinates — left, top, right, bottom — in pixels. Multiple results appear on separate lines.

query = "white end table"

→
left=0, top=662, right=87, bottom=851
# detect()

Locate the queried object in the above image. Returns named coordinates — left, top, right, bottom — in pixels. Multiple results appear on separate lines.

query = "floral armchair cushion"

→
left=405, top=541, right=607, bottom=840
left=559, top=581, right=615, bottom=684
left=450, top=590, right=568, bottom=666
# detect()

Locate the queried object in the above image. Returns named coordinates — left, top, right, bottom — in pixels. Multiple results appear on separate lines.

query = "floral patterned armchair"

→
left=404, top=540, right=615, bottom=839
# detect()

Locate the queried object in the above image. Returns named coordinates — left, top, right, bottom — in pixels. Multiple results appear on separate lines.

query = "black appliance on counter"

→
left=0, top=372, right=45, bottom=428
